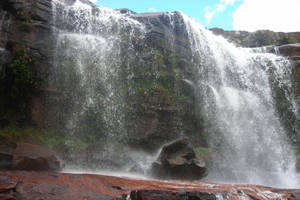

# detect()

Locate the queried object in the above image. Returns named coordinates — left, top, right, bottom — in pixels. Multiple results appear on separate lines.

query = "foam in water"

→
left=50, top=0, right=299, bottom=188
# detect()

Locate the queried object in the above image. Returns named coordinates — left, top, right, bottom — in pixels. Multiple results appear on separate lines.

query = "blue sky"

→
left=94, top=0, right=242, bottom=30
left=92, top=0, right=300, bottom=32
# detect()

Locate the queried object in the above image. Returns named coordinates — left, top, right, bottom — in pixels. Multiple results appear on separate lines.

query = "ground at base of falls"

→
left=0, top=170, right=299, bottom=200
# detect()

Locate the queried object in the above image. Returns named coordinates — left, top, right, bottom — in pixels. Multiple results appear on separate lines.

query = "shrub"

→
left=4, top=45, right=41, bottom=112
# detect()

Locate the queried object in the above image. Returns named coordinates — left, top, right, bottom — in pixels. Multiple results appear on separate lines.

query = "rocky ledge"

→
left=0, top=170, right=299, bottom=200
left=210, top=28, right=300, bottom=48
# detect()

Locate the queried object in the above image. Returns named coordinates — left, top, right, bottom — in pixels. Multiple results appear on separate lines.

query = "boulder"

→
left=0, top=145, right=14, bottom=169
left=150, top=138, right=207, bottom=180
left=12, top=143, right=62, bottom=171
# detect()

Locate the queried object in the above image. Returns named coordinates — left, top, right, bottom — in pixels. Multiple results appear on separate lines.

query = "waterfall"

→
left=50, top=0, right=147, bottom=169
left=49, top=0, right=299, bottom=187
left=181, top=13, right=298, bottom=187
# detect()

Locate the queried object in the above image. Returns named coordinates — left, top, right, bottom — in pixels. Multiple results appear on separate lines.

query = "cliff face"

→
left=0, top=0, right=54, bottom=127
left=0, top=0, right=300, bottom=173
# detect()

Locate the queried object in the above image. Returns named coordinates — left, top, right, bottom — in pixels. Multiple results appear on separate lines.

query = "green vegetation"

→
left=132, top=79, right=175, bottom=105
left=194, top=146, right=210, bottom=158
left=125, top=47, right=197, bottom=115
left=16, top=10, right=31, bottom=21
left=0, top=126, right=88, bottom=153
left=296, top=66, right=300, bottom=75
left=19, top=21, right=33, bottom=33
left=0, top=127, right=44, bottom=145
left=152, top=49, right=164, bottom=67
left=174, top=68, right=184, bottom=80
left=277, top=36, right=298, bottom=45
left=76, top=108, right=108, bottom=144
left=4, top=45, right=42, bottom=112
left=159, top=122, right=168, bottom=127
left=16, top=10, right=32, bottom=33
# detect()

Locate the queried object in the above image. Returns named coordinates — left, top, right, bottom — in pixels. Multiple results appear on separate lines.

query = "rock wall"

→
left=0, top=0, right=54, bottom=127
left=123, top=12, right=205, bottom=151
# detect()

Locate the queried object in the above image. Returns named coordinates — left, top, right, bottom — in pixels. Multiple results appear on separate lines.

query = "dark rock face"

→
left=0, top=145, right=14, bottom=169
left=150, top=138, right=207, bottom=180
left=0, top=0, right=54, bottom=126
left=122, top=12, right=203, bottom=151
left=12, top=142, right=62, bottom=171
left=129, top=190, right=217, bottom=200
left=278, top=43, right=300, bottom=58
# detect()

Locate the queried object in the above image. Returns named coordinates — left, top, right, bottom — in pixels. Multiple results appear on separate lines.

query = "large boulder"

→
left=0, top=145, right=14, bottom=169
left=12, top=143, right=62, bottom=171
left=150, top=138, right=207, bottom=180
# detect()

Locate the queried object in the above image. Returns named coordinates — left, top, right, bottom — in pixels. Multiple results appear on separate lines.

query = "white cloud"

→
left=221, top=0, right=237, bottom=5
left=233, top=0, right=300, bottom=32
left=148, top=8, right=158, bottom=12
left=204, top=4, right=225, bottom=23
left=89, top=0, right=98, bottom=3
left=204, top=0, right=239, bottom=24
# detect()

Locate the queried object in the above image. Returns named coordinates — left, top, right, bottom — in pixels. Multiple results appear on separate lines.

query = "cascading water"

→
left=181, top=13, right=298, bottom=187
left=50, top=0, right=148, bottom=169
left=49, top=0, right=299, bottom=188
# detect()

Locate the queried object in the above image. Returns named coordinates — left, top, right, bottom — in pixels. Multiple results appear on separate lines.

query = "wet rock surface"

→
left=0, top=170, right=299, bottom=200
left=0, top=145, right=14, bottom=170
left=0, top=0, right=300, bottom=186
left=150, top=138, right=207, bottom=180
left=0, top=143, right=62, bottom=171
left=12, top=142, right=62, bottom=171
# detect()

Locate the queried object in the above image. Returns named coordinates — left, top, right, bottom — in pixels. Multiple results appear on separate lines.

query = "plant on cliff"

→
left=194, top=146, right=210, bottom=158
left=0, top=126, right=89, bottom=156
left=4, top=45, right=41, bottom=113
left=16, top=10, right=33, bottom=33
left=277, top=36, right=298, bottom=45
